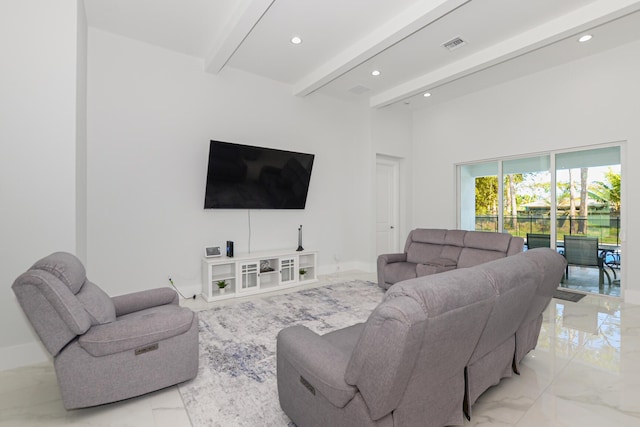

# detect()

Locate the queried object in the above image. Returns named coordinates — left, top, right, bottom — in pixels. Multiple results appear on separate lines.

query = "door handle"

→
left=390, top=226, right=395, bottom=229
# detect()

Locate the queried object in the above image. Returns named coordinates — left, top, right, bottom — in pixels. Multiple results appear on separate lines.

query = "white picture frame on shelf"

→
left=204, top=246, right=222, bottom=258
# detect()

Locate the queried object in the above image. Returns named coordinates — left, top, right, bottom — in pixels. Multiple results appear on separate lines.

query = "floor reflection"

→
left=560, top=265, right=621, bottom=297
left=537, top=299, right=622, bottom=373
left=440, top=289, right=639, bottom=426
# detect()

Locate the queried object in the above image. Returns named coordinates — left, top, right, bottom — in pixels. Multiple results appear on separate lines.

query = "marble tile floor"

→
left=1, top=271, right=638, bottom=426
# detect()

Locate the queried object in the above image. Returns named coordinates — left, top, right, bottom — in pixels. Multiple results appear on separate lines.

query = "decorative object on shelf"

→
left=204, top=246, right=222, bottom=258
left=299, top=268, right=307, bottom=280
left=296, top=225, right=304, bottom=252
left=260, top=260, right=274, bottom=273
left=217, top=280, right=228, bottom=295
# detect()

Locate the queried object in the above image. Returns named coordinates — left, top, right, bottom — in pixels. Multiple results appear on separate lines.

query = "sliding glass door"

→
left=555, top=147, right=621, bottom=295
left=458, top=145, right=621, bottom=296
left=502, top=156, right=551, bottom=240
left=555, top=147, right=620, bottom=243
left=459, top=161, right=498, bottom=232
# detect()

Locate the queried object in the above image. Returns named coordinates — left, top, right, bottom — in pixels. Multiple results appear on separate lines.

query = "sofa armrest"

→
left=277, top=325, right=357, bottom=408
left=378, top=253, right=407, bottom=265
left=112, top=287, right=179, bottom=317
left=377, top=253, right=407, bottom=288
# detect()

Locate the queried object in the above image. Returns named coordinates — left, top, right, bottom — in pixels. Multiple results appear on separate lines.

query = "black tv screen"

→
left=204, top=140, right=315, bottom=209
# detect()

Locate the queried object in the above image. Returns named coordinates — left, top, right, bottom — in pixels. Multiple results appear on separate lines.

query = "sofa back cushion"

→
left=12, top=269, right=92, bottom=356
left=31, top=252, right=116, bottom=326
left=31, top=251, right=87, bottom=294
left=468, top=255, right=539, bottom=362
left=344, top=295, right=427, bottom=420
left=405, top=229, right=466, bottom=265
left=76, top=280, right=116, bottom=325
left=406, top=242, right=443, bottom=265
left=513, top=248, right=567, bottom=368
left=370, top=268, right=496, bottom=425
left=11, top=252, right=117, bottom=356
left=517, top=249, right=567, bottom=326
left=463, top=253, right=542, bottom=407
left=346, top=265, right=498, bottom=422
left=457, top=231, right=523, bottom=268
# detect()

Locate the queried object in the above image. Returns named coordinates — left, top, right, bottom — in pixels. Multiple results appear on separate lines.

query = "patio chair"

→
left=526, top=233, right=550, bottom=250
left=603, top=249, right=621, bottom=285
left=563, top=236, right=611, bottom=288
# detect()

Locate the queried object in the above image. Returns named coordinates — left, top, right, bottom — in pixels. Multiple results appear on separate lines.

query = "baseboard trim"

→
left=0, top=341, right=49, bottom=372
left=318, top=261, right=375, bottom=276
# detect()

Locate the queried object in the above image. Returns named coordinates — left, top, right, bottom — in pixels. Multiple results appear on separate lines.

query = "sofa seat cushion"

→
left=277, top=325, right=357, bottom=408
left=78, top=305, right=194, bottom=357
left=416, top=258, right=458, bottom=276
left=417, top=264, right=455, bottom=276
left=424, top=257, right=457, bottom=268
left=383, top=262, right=418, bottom=285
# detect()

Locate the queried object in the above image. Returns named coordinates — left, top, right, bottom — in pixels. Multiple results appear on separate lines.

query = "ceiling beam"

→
left=370, top=0, right=640, bottom=108
left=292, top=0, right=470, bottom=97
left=204, top=0, right=274, bottom=74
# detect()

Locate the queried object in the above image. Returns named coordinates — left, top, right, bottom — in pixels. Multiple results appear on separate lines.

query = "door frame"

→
left=376, top=155, right=401, bottom=254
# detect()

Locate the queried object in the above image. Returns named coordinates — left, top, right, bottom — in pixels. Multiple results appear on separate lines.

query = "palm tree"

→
left=578, top=167, right=588, bottom=234
left=589, top=169, right=621, bottom=214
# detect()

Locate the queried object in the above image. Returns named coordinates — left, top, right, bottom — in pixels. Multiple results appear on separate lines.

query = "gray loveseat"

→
left=377, top=228, right=524, bottom=290
left=277, top=248, right=566, bottom=427
left=11, top=252, right=199, bottom=409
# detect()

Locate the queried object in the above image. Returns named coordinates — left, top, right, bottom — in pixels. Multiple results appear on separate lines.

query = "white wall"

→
left=86, top=29, right=374, bottom=298
left=0, top=1, right=84, bottom=369
left=76, top=0, right=88, bottom=262
left=412, top=39, right=640, bottom=303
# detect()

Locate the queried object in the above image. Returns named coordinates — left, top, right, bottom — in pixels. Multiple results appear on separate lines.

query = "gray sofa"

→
left=277, top=248, right=566, bottom=427
left=11, top=252, right=199, bottom=409
left=377, top=228, right=524, bottom=290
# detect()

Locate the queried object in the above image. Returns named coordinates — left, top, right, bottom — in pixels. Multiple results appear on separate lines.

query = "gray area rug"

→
left=179, top=280, right=384, bottom=427
left=553, top=288, right=586, bottom=303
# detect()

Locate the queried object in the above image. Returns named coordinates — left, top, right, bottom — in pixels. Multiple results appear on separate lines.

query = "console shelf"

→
left=201, top=249, right=318, bottom=302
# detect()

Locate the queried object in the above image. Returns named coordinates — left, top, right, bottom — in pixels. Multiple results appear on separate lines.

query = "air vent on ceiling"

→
left=443, top=36, right=466, bottom=51
left=349, top=85, right=370, bottom=95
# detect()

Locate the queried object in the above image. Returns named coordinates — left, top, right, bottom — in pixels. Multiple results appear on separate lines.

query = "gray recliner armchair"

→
left=11, top=252, right=199, bottom=409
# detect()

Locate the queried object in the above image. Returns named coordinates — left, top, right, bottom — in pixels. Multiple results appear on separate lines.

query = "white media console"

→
left=201, top=249, right=318, bottom=302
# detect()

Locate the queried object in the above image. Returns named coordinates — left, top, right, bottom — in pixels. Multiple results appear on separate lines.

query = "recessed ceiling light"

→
left=578, top=34, right=592, bottom=43
left=423, top=92, right=432, bottom=97
left=371, top=70, right=381, bottom=76
left=290, top=36, right=302, bottom=45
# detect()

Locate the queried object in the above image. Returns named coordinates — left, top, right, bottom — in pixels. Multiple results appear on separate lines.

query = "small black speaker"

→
left=226, top=240, right=234, bottom=258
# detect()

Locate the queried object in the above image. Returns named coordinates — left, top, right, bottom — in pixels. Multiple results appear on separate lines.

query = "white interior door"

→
left=376, top=157, right=400, bottom=255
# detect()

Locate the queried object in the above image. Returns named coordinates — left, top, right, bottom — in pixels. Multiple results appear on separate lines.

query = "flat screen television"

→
left=204, top=140, right=315, bottom=209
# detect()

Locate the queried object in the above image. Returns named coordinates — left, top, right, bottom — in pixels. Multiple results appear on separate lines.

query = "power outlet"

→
left=167, top=275, right=196, bottom=300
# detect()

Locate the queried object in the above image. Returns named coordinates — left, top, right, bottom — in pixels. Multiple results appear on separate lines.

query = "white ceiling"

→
left=84, top=0, right=640, bottom=110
